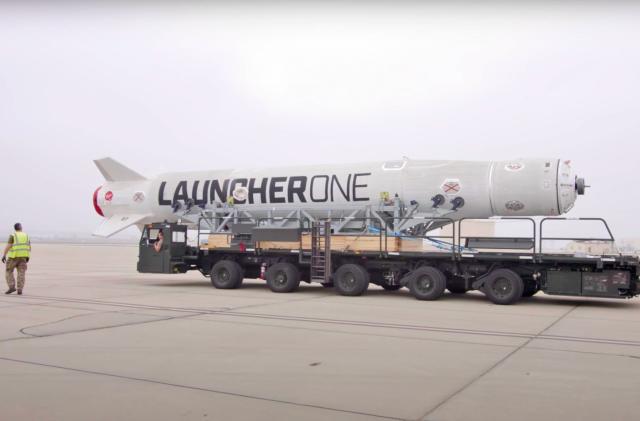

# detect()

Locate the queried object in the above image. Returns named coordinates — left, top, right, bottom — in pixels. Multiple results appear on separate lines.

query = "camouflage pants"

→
left=6, top=257, right=27, bottom=290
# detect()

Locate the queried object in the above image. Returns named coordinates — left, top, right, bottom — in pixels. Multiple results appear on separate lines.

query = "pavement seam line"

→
left=419, top=304, right=581, bottom=421
left=525, top=344, right=640, bottom=360
left=0, top=293, right=327, bottom=344
left=191, top=315, right=518, bottom=349
left=0, top=356, right=404, bottom=421
left=18, top=309, right=137, bottom=337
left=0, top=294, right=564, bottom=338
left=0, top=313, right=204, bottom=344
left=5, top=294, right=635, bottom=347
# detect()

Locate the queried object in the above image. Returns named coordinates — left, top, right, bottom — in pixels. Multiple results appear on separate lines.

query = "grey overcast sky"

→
left=0, top=2, right=638, bottom=238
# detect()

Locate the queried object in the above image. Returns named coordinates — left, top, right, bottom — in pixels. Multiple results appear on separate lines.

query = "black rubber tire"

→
left=381, top=283, right=402, bottom=291
left=408, top=266, right=447, bottom=301
left=265, top=263, right=301, bottom=293
left=483, top=268, right=524, bottom=305
left=210, top=260, right=244, bottom=289
left=334, top=264, right=370, bottom=296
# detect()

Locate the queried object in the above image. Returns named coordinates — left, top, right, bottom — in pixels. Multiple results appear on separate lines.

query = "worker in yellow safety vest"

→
left=2, top=223, right=31, bottom=295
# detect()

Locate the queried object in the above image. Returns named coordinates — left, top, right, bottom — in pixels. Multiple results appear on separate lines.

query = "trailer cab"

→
left=137, top=222, right=189, bottom=274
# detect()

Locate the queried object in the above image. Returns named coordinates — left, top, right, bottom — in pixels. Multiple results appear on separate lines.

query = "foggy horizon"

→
left=1, top=3, right=639, bottom=240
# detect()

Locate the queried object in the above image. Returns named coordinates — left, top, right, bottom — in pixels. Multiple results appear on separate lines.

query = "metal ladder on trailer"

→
left=310, top=221, right=331, bottom=283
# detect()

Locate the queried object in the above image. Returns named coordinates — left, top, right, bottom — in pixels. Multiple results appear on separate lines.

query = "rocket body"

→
left=92, top=158, right=583, bottom=237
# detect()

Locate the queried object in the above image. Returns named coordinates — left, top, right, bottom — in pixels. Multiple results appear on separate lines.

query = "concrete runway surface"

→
left=1, top=244, right=639, bottom=421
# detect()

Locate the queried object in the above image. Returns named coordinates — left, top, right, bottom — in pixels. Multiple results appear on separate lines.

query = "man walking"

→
left=2, top=223, right=31, bottom=295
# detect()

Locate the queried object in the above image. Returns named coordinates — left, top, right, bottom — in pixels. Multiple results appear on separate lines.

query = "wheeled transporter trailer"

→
left=137, top=217, right=639, bottom=305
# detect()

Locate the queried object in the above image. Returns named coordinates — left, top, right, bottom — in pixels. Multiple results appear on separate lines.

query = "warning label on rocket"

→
left=133, top=192, right=145, bottom=203
left=505, top=162, right=524, bottom=172
left=441, top=179, right=461, bottom=195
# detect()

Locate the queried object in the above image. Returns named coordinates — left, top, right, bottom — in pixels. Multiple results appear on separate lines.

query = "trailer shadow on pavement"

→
left=144, top=279, right=635, bottom=308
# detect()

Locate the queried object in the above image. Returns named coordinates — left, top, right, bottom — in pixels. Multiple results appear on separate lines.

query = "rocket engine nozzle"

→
left=576, top=177, right=588, bottom=195
left=93, top=186, right=104, bottom=217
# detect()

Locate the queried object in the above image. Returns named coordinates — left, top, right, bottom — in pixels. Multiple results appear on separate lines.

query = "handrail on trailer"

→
left=539, top=217, right=617, bottom=255
left=457, top=217, right=537, bottom=256
left=195, top=214, right=623, bottom=261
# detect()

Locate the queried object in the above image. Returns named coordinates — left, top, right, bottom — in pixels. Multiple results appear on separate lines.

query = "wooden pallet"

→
left=202, top=233, right=446, bottom=254
left=202, top=234, right=231, bottom=249
left=256, top=240, right=301, bottom=250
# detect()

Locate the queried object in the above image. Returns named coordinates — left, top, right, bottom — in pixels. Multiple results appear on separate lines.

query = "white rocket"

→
left=92, top=157, right=586, bottom=237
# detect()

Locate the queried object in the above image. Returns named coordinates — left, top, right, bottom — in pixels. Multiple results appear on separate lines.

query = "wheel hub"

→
left=416, top=275, right=434, bottom=293
left=341, top=273, right=356, bottom=290
left=275, top=272, right=287, bottom=286
left=493, top=278, right=512, bottom=297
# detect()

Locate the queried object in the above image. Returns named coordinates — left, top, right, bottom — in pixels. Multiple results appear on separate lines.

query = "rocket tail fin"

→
left=92, top=214, right=151, bottom=237
left=94, top=157, right=146, bottom=182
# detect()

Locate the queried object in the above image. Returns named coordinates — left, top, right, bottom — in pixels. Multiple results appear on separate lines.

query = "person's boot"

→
left=17, top=290, right=22, bottom=295
left=5, top=287, right=16, bottom=294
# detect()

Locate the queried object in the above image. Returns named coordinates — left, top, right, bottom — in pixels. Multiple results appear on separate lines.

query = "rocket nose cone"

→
left=576, top=177, right=588, bottom=195
left=93, top=186, right=105, bottom=217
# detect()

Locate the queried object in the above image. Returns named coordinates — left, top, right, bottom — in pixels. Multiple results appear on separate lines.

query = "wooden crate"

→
left=202, top=232, right=446, bottom=254
left=204, top=234, right=231, bottom=249
left=331, top=235, right=390, bottom=252
left=399, top=238, right=425, bottom=252
left=256, top=240, right=301, bottom=250
left=301, top=233, right=311, bottom=249
left=399, top=238, right=456, bottom=253
left=301, top=233, right=399, bottom=253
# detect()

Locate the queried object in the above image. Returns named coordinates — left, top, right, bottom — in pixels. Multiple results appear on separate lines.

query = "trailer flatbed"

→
left=137, top=217, right=639, bottom=305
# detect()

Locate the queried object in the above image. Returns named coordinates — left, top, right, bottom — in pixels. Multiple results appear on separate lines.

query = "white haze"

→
left=0, top=3, right=638, bottom=240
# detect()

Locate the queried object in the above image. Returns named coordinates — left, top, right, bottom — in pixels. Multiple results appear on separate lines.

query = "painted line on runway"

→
left=10, top=294, right=640, bottom=348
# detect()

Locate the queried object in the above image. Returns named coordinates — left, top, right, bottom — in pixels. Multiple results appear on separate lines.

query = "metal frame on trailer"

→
left=140, top=210, right=639, bottom=303
left=184, top=199, right=459, bottom=235
left=196, top=209, right=625, bottom=262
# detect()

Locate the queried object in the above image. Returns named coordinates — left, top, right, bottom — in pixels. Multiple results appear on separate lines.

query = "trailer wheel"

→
left=334, top=264, right=370, bottom=296
left=483, top=269, right=524, bottom=305
left=408, top=266, right=447, bottom=301
left=210, top=260, right=244, bottom=289
left=265, top=263, right=301, bottom=293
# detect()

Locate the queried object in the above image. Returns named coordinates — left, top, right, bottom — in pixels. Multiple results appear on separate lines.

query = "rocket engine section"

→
left=91, top=157, right=587, bottom=237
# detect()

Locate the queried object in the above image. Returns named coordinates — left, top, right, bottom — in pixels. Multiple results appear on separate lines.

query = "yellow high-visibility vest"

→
left=7, top=231, right=30, bottom=259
